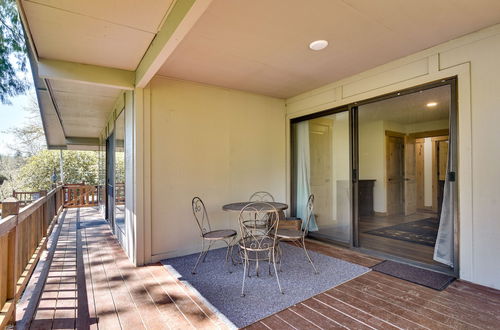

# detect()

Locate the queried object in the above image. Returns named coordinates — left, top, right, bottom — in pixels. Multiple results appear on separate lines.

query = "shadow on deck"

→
left=16, top=207, right=228, bottom=330
left=14, top=207, right=500, bottom=330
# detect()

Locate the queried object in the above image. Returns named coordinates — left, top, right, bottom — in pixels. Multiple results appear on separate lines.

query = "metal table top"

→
left=222, top=201, right=288, bottom=212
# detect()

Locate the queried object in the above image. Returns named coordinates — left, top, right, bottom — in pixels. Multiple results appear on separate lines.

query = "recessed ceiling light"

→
left=309, top=40, right=328, bottom=51
left=427, top=102, right=438, bottom=107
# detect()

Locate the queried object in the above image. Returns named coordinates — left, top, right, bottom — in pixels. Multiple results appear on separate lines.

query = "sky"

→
left=0, top=92, right=34, bottom=155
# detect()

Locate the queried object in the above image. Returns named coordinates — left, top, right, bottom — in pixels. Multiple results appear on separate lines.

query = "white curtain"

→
left=433, top=141, right=454, bottom=267
left=296, top=122, right=318, bottom=232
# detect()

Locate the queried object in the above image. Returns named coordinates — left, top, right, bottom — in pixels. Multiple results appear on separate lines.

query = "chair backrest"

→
left=302, top=194, right=315, bottom=237
left=192, top=197, right=211, bottom=235
left=238, top=202, right=280, bottom=250
left=249, top=191, right=275, bottom=202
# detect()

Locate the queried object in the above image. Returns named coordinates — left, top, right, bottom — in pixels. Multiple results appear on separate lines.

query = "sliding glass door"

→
left=356, top=84, right=455, bottom=268
left=292, top=110, right=351, bottom=244
left=114, top=110, right=126, bottom=245
left=291, top=78, right=458, bottom=272
left=106, top=132, right=115, bottom=228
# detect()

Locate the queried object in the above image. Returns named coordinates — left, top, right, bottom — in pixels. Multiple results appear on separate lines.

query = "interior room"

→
left=357, top=85, right=452, bottom=266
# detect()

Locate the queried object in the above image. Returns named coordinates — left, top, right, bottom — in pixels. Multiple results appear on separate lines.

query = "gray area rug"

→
left=372, top=260, right=455, bottom=291
left=162, top=244, right=370, bottom=328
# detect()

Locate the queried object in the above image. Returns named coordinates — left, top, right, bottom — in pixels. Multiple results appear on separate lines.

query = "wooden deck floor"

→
left=25, top=207, right=228, bottom=329
left=245, top=241, right=500, bottom=330
left=20, top=207, right=500, bottom=329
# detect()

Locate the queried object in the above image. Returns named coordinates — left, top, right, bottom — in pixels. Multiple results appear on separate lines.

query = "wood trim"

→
left=0, top=215, right=16, bottom=236
left=409, top=129, right=449, bottom=139
left=431, top=136, right=449, bottom=142
left=431, top=135, right=449, bottom=212
left=385, top=130, right=406, bottom=138
left=432, top=140, right=438, bottom=212
left=38, top=59, right=134, bottom=90
left=416, top=139, right=424, bottom=209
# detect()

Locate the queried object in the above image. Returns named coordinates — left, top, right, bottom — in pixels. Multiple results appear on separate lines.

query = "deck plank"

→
left=23, top=207, right=500, bottom=330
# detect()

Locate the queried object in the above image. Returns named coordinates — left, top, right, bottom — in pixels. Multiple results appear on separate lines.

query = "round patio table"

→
left=222, top=201, right=288, bottom=212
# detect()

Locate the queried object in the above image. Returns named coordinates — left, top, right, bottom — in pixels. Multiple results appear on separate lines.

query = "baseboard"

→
left=374, top=211, right=388, bottom=217
left=150, top=240, right=228, bottom=264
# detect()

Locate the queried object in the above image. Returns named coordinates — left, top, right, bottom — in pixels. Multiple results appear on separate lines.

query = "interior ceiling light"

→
left=427, top=102, right=438, bottom=107
left=309, top=40, right=329, bottom=51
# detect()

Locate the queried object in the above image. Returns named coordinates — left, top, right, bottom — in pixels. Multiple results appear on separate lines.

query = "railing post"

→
left=40, top=190, right=48, bottom=235
left=2, top=197, right=20, bottom=326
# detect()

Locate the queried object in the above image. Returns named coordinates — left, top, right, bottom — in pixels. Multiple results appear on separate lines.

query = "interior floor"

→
left=359, top=211, right=443, bottom=266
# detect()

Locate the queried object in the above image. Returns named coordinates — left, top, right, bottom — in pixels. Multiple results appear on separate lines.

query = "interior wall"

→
left=286, top=24, right=500, bottom=289
left=358, top=120, right=386, bottom=213
left=148, top=76, right=286, bottom=259
left=358, top=119, right=447, bottom=213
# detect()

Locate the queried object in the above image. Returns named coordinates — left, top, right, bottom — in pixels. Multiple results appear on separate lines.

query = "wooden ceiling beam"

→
left=38, top=59, right=135, bottom=90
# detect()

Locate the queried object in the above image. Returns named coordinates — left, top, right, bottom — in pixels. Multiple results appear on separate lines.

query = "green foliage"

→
left=0, top=0, right=29, bottom=104
left=0, top=154, right=25, bottom=200
left=19, top=150, right=98, bottom=191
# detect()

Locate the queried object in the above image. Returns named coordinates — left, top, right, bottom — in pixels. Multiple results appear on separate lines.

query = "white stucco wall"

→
left=285, top=24, right=500, bottom=289
left=146, top=77, right=286, bottom=260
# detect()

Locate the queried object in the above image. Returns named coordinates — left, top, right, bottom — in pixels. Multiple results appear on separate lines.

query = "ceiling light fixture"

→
left=309, top=40, right=328, bottom=51
left=427, top=102, right=438, bottom=107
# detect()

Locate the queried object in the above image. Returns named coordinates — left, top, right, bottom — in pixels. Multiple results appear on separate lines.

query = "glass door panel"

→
left=292, top=111, right=351, bottom=244
left=357, top=84, right=452, bottom=266
left=106, top=132, right=115, bottom=228
left=114, top=111, right=126, bottom=244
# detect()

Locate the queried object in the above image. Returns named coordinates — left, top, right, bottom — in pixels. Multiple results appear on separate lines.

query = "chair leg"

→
left=241, top=251, right=249, bottom=297
left=227, top=237, right=237, bottom=265
left=192, top=240, right=206, bottom=274
left=202, top=241, right=213, bottom=262
left=223, top=238, right=235, bottom=273
left=301, top=238, right=319, bottom=274
left=255, top=251, right=260, bottom=277
left=272, top=248, right=284, bottom=294
left=277, top=244, right=283, bottom=272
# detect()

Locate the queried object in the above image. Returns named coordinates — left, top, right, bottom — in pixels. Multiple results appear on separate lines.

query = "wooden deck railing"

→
left=12, top=190, right=43, bottom=208
left=63, top=184, right=98, bottom=208
left=0, top=186, right=64, bottom=328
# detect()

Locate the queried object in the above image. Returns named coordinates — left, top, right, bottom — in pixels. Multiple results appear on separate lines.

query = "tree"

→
left=0, top=173, right=7, bottom=185
left=0, top=0, right=29, bottom=104
left=19, top=150, right=99, bottom=191
left=4, top=93, right=46, bottom=156
left=0, top=153, right=25, bottom=200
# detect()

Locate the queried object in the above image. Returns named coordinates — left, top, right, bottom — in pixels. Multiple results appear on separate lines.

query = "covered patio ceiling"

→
left=19, top=0, right=500, bottom=149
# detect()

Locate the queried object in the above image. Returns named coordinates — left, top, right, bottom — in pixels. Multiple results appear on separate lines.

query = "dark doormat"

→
left=364, top=217, right=439, bottom=247
left=372, top=260, right=455, bottom=290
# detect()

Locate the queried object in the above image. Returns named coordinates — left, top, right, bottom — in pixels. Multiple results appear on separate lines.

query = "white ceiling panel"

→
left=49, top=80, right=121, bottom=138
left=359, top=85, right=451, bottom=125
left=159, top=0, right=500, bottom=98
left=23, top=0, right=156, bottom=70
left=25, top=0, right=174, bottom=33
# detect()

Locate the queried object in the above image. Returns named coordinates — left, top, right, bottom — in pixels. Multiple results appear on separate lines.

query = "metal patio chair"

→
left=238, top=202, right=283, bottom=296
left=276, top=194, right=319, bottom=274
left=191, top=197, right=237, bottom=274
left=247, top=191, right=276, bottom=232
left=249, top=191, right=275, bottom=202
